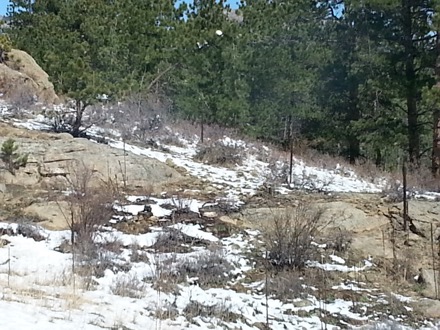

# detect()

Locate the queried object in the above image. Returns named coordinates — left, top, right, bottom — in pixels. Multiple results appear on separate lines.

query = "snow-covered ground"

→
left=0, top=102, right=439, bottom=329
left=10, top=113, right=386, bottom=205
left=0, top=201, right=432, bottom=330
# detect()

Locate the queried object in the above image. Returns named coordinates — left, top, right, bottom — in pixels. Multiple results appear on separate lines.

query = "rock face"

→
left=0, top=136, right=181, bottom=189
left=0, top=125, right=182, bottom=192
left=414, top=298, right=440, bottom=318
left=0, top=49, right=59, bottom=104
left=419, top=269, right=440, bottom=299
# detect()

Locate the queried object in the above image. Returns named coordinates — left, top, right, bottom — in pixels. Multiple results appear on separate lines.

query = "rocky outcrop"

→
left=0, top=49, right=59, bottom=104
left=0, top=125, right=182, bottom=225
left=0, top=129, right=181, bottom=191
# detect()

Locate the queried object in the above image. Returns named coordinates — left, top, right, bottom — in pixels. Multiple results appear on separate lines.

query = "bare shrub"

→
left=167, top=119, right=200, bottom=142
left=382, top=180, right=404, bottom=203
left=382, top=293, right=411, bottom=318
left=361, top=320, right=407, bottom=330
left=130, top=243, right=150, bottom=263
left=77, top=250, right=131, bottom=290
left=183, top=300, right=243, bottom=324
left=171, top=194, right=192, bottom=214
left=215, top=197, right=241, bottom=214
left=406, top=165, right=440, bottom=193
left=102, top=93, right=170, bottom=142
left=266, top=270, right=306, bottom=301
left=61, top=160, right=114, bottom=255
left=159, top=134, right=186, bottom=148
left=382, top=165, right=440, bottom=200
left=391, top=248, right=418, bottom=283
left=194, top=141, right=244, bottom=166
left=261, top=204, right=326, bottom=269
left=325, top=228, right=353, bottom=253
left=45, top=106, right=90, bottom=137
left=157, top=245, right=234, bottom=288
left=5, top=212, right=45, bottom=224
left=290, top=169, right=335, bottom=193
left=154, top=301, right=179, bottom=320
left=98, top=235, right=124, bottom=254
left=6, top=84, right=36, bottom=114
left=152, top=228, right=203, bottom=253
left=110, top=273, right=147, bottom=298
left=266, top=159, right=289, bottom=186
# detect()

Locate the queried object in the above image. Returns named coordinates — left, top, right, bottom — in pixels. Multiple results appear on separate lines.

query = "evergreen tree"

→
left=8, top=0, right=182, bottom=136
left=172, top=0, right=249, bottom=141
left=0, top=139, right=28, bottom=175
left=241, top=0, right=327, bottom=147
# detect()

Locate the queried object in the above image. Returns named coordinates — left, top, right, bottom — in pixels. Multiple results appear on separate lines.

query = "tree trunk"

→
left=71, top=100, right=86, bottom=138
left=347, top=83, right=360, bottom=164
left=432, top=34, right=440, bottom=177
left=375, top=148, right=383, bottom=169
left=200, top=118, right=204, bottom=143
left=432, top=107, right=440, bottom=176
left=402, top=0, right=420, bottom=167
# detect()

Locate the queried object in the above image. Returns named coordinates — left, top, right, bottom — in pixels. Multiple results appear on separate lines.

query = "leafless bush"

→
left=194, top=142, right=244, bottom=166
left=130, top=243, right=150, bottom=263
left=291, top=170, right=335, bottom=193
left=266, top=159, right=289, bottom=185
left=382, top=180, right=404, bottom=203
left=97, top=235, right=124, bottom=254
left=76, top=251, right=131, bottom=290
left=154, top=301, right=179, bottom=320
left=183, top=300, right=243, bottom=324
left=61, top=160, right=114, bottom=254
left=159, top=134, right=186, bottom=148
left=171, top=194, right=192, bottom=215
left=325, top=228, right=353, bottom=253
left=383, top=293, right=411, bottom=318
left=6, top=84, right=36, bottom=115
left=261, top=204, right=326, bottom=270
left=5, top=213, right=45, bottom=224
left=361, top=320, right=408, bottom=330
left=391, top=248, right=418, bottom=283
left=110, top=273, right=147, bottom=298
left=406, top=165, right=440, bottom=193
left=215, top=198, right=241, bottom=214
left=157, top=245, right=234, bottom=288
left=265, top=270, right=306, bottom=301
left=45, top=108, right=84, bottom=135
left=167, top=119, right=200, bottom=141
left=99, top=93, right=170, bottom=142
left=152, top=228, right=204, bottom=253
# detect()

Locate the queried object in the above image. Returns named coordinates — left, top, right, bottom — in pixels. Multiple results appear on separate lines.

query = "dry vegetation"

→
left=28, top=89, right=440, bottom=195
left=61, top=160, right=114, bottom=250
left=194, top=141, right=244, bottom=166
left=260, top=204, right=327, bottom=270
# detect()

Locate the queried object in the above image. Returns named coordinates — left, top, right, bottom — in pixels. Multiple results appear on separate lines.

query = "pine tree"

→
left=0, top=139, right=28, bottom=175
left=172, top=0, right=249, bottom=141
left=241, top=0, right=326, bottom=147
